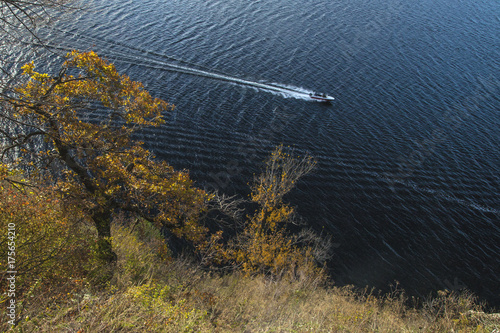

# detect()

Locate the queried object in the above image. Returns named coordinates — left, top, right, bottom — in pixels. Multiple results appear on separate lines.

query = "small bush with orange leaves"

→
left=202, top=145, right=330, bottom=282
left=0, top=166, right=95, bottom=306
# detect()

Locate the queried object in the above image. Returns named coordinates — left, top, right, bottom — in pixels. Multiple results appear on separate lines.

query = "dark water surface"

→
left=21, top=0, right=500, bottom=305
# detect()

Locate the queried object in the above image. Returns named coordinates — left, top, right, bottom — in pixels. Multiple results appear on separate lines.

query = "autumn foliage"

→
left=0, top=169, right=93, bottom=303
left=1, top=51, right=208, bottom=262
left=200, top=145, right=328, bottom=281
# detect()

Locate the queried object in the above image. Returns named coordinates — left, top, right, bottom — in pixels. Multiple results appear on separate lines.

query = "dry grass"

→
left=2, top=219, right=499, bottom=332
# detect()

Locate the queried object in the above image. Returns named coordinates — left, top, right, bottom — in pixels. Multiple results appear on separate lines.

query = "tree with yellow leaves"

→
left=0, top=51, right=208, bottom=262
left=205, top=145, right=331, bottom=280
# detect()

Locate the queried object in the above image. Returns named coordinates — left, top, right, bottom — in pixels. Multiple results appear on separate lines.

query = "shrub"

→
left=0, top=169, right=95, bottom=327
left=203, top=145, right=329, bottom=283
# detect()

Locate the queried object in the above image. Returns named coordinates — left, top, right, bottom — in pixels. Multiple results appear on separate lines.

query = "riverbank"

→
left=2, top=217, right=498, bottom=332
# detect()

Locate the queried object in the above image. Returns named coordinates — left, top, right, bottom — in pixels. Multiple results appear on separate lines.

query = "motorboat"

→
left=309, top=92, right=335, bottom=102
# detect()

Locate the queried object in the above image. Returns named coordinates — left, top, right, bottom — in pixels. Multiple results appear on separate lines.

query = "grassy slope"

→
left=2, top=217, right=499, bottom=333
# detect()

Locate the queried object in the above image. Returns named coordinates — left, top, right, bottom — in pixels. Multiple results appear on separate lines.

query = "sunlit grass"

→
left=2, top=212, right=498, bottom=332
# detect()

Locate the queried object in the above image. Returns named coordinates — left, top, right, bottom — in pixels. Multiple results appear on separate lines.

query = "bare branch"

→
left=208, top=191, right=246, bottom=224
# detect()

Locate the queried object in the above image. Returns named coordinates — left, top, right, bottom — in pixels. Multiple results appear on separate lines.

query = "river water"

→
left=9, top=0, right=500, bottom=306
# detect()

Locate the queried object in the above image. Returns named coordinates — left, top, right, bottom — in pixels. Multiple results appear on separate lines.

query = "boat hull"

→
left=310, top=95, right=335, bottom=102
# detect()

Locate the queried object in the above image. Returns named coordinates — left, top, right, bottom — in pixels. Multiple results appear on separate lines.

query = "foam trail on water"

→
left=43, top=28, right=318, bottom=100
left=114, top=54, right=315, bottom=100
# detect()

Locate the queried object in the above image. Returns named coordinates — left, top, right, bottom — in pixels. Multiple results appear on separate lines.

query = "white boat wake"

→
left=43, top=28, right=324, bottom=101
left=119, top=55, right=316, bottom=100
left=110, top=55, right=320, bottom=100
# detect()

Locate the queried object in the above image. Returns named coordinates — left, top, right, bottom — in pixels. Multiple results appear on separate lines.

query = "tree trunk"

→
left=92, top=210, right=117, bottom=263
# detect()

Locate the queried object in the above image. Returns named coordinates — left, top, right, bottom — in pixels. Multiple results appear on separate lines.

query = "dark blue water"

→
left=26, top=0, right=500, bottom=305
